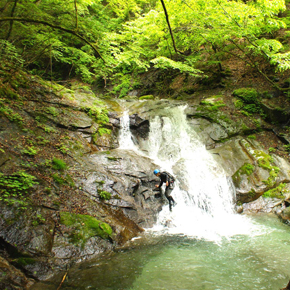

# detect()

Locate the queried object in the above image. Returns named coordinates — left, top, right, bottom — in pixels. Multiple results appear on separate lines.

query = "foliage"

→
left=52, top=172, right=74, bottom=187
left=0, top=40, right=24, bottom=70
left=98, top=190, right=112, bottom=200
left=52, top=158, right=67, bottom=171
left=283, top=144, right=290, bottom=152
left=150, top=57, right=202, bottom=76
left=0, top=171, right=38, bottom=208
left=21, top=146, right=39, bottom=156
left=0, top=0, right=288, bottom=88
left=0, top=100, right=23, bottom=124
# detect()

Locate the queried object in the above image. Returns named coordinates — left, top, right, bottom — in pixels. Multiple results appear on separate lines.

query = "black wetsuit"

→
left=158, top=172, right=176, bottom=211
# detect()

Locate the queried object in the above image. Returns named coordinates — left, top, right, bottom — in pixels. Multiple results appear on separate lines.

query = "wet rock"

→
left=0, top=256, right=34, bottom=290
left=0, top=207, right=55, bottom=256
left=277, top=203, right=290, bottom=225
left=76, top=149, right=164, bottom=228
left=129, top=114, right=150, bottom=140
left=189, top=118, right=228, bottom=145
left=242, top=196, right=283, bottom=213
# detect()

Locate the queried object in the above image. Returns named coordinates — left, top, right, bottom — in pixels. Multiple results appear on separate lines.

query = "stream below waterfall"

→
left=31, top=101, right=290, bottom=289
left=31, top=214, right=290, bottom=290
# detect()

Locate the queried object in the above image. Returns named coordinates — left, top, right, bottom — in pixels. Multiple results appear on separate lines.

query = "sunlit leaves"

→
left=270, top=52, right=290, bottom=72
left=1, top=0, right=289, bottom=83
left=151, top=56, right=203, bottom=76
left=248, top=39, right=283, bottom=56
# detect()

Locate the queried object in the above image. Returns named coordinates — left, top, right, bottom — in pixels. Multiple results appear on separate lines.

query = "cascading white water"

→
left=118, top=110, right=138, bottom=150
left=119, top=104, right=262, bottom=241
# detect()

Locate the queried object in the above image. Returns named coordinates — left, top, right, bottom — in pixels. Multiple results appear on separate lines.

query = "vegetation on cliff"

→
left=2, top=0, right=290, bottom=288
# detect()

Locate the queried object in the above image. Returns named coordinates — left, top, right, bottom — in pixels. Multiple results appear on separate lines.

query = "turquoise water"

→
left=32, top=214, right=290, bottom=290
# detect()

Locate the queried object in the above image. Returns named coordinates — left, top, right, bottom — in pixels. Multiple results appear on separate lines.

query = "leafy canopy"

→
left=0, top=0, right=289, bottom=89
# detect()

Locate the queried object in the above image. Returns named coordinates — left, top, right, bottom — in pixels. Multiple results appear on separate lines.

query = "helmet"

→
left=153, top=169, right=160, bottom=175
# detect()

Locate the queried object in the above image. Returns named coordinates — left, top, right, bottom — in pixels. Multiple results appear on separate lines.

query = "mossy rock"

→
left=233, top=88, right=259, bottom=104
left=16, top=257, right=36, bottom=267
left=232, top=163, right=255, bottom=186
left=139, top=95, right=154, bottom=100
left=59, top=212, right=113, bottom=246
left=263, top=183, right=286, bottom=199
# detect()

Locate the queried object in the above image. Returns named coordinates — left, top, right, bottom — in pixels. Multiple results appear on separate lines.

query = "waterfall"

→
left=119, top=104, right=260, bottom=241
left=118, top=111, right=137, bottom=150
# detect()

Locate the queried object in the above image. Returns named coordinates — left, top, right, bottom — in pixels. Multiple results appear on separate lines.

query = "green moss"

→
left=199, top=100, right=226, bottom=112
left=0, top=101, right=24, bottom=125
left=52, top=172, right=74, bottom=187
left=234, top=99, right=244, bottom=109
left=253, top=150, right=280, bottom=187
left=269, top=147, right=276, bottom=153
left=241, top=110, right=252, bottom=116
left=247, top=135, right=256, bottom=140
left=52, top=173, right=66, bottom=185
left=283, top=144, right=290, bottom=152
left=232, top=163, right=255, bottom=185
left=139, top=95, right=154, bottom=100
left=95, top=180, right=105, bottom=185
left=46, top=107, right=59, bottom=117
left=241, top=123, right=250, bottom=132
left=233, top=88, right=259, bottom=104
left=0, top=86, right=19, bottom=99
left=248, top=188, right=256, bottom=198
left=16, top=257, right=36, bottom=266
left=263, top=183, right=286, bottom=198
left=107, top=156, right=118, bottom=161
left=98, top=190, right=111, bottom=200
left=240, top=163, right=255, bottom=176
left=52, top=158, right=67, bottom=171
left=59, top=212, right=112, bottom=246
left=98, top=128, right=111, bottom=136
left=21, top=146, right=39, bottom=156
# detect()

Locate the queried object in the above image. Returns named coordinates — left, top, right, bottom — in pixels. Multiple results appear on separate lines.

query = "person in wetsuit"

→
left=154, top=169, right=176, bottom=211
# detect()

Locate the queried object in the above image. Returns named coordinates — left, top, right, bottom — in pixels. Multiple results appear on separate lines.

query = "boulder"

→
left=210, top=138, right=290, bottom=203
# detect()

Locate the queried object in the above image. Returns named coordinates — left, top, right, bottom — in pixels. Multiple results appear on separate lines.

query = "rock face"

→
left=0, top=80, right=164, bottom=285
left=0, top=256, right=34, bottom=290
left=2, top=77, right=290, bottom=289
left=75, top=149, right=164, bottom=229
left=209, top=138, right=290, bottom=203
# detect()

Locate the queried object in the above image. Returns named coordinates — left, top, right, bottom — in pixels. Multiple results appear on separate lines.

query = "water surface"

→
left=32, top=214, right=290, bottom=290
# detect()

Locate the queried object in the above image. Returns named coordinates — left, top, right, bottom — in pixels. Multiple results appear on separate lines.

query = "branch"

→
left=57, top=272, right=68, bottom=290
left=0, top=17, right=105, bottom=62
left=160, top=0, right=185, bottom=55
left=74, top=0, right=78, bottom=31
left=6, top=0, right=18, bottom=40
